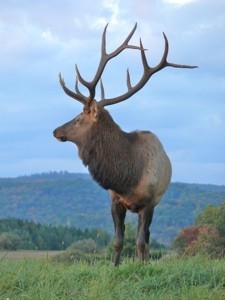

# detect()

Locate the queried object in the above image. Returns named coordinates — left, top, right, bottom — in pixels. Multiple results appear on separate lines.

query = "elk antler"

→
left=59, top=24, right=198, bottom=109
left=59, top=23, right=142, bottom=109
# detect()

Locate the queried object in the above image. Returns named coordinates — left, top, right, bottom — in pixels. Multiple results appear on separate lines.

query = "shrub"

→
left=52, top=249, right=88, bottom=264
left=191, top=225, right=225, bottom=258
left=173, top=226, right=200, bottom=255
left=52, top=249, right=105, bottom=264
left=173, top=225, right=225, bottom=258
left=67, top=238, right=98, bottom=254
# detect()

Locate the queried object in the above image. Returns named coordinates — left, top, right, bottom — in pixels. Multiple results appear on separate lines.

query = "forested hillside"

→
left=0, top=172, right=224, bottom=245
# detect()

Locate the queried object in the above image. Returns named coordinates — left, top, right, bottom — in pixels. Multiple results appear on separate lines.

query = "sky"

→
left=0, top=0, right=224, bottom=185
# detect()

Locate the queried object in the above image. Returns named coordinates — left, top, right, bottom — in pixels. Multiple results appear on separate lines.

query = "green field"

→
left=0, top=252, right=224, bottom=300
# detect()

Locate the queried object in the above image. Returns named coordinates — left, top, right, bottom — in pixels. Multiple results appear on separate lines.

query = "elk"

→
left=53, top=23, right=197, bottom=266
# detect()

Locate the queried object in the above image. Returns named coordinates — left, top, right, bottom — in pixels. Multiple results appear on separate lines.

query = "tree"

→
left=0, top=232, right=21, bottom=250
left=196, top=203, right=225, bottom=236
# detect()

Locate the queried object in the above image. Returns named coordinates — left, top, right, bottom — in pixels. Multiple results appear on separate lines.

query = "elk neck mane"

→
left=79, top=108, right=145, bottom=194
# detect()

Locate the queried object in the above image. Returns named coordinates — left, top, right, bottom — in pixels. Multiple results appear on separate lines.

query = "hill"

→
left=0, top=172, right=224, bottom=245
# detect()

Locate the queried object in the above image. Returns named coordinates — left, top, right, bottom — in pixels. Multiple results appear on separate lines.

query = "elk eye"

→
left=75, top=117, right=82, bottom=124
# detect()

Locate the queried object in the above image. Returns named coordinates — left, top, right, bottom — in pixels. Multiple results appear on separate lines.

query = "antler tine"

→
left=101, top=23, right=108, bottom=54
left=162, top=33, right=198, bottom=69
left=152, top=32, right=198, bottom=73
left=125, top=38, right=148, bottom=92
left=100, top=78, right=105, bottom=99
left=126, top=69, right=132, bottom=90
left=75, top=64, right=96, bottom=102
left=58, top=73, right=87, bottom=105
left=125, top=23, right=137, bottom=45
left=75, top=64, right=89, bottom=87
left=158, top=32, right=169, bottom=69
left=86, top=23, right=109, bottom=100
left=75, top=75, right=84, bottom=97
left=139, top=38, right=149, bottom=71
left=108, top=23, right=143, bottom=57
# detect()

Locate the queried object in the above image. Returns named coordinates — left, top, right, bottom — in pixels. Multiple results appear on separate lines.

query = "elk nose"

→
left=53, top=129, right=57, bottom=137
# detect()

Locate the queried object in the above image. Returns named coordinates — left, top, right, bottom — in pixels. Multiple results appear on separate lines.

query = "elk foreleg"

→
left=111, top=201, right=127, bottom=266
left=136, top=205, right=154, bottom=262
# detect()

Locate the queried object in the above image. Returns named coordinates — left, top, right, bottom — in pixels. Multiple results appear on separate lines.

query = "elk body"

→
left=53, top=24, right=197, bottom=266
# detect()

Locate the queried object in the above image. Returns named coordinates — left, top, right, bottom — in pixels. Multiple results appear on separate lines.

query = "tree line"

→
left=0, top=218, right=110, bottom=251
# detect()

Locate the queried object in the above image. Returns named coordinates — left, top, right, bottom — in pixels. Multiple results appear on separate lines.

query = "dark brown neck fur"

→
left=79, top=109, right=145, bottom=194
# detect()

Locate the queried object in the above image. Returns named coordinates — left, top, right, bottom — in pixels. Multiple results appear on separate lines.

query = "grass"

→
left=0, top=252, right=224, bottom=300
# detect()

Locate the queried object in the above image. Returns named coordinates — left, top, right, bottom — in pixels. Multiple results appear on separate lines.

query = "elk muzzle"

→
left=53, top=128, right=68, bottom=142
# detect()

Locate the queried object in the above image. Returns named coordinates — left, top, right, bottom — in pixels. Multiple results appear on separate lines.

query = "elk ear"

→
left=90, top=101, right=99, bottom=121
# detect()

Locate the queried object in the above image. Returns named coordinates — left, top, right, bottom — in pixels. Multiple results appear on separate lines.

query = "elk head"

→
left=53, top=23, right=197, bottom=145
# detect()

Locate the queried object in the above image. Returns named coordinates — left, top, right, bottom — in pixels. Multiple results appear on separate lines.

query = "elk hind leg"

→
left=136, top=205, right=154, bottom=262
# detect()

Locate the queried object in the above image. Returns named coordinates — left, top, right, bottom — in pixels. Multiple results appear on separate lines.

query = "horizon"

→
left=1, top=170, right=224, bottom=187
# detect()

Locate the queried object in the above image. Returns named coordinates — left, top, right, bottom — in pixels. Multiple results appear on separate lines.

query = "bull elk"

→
left=53, top=23, right=197, bottom=266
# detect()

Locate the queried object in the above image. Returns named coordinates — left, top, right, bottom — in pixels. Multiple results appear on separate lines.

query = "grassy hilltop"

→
left=0, top=254, right=224, bottom=300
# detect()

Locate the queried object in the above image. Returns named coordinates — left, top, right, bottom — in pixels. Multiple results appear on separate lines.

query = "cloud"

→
left=42, top=30, right=59, bottom=44
left=89, top=0, right=120, bottom=28
left=163, top=0, right=200, bottom=6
